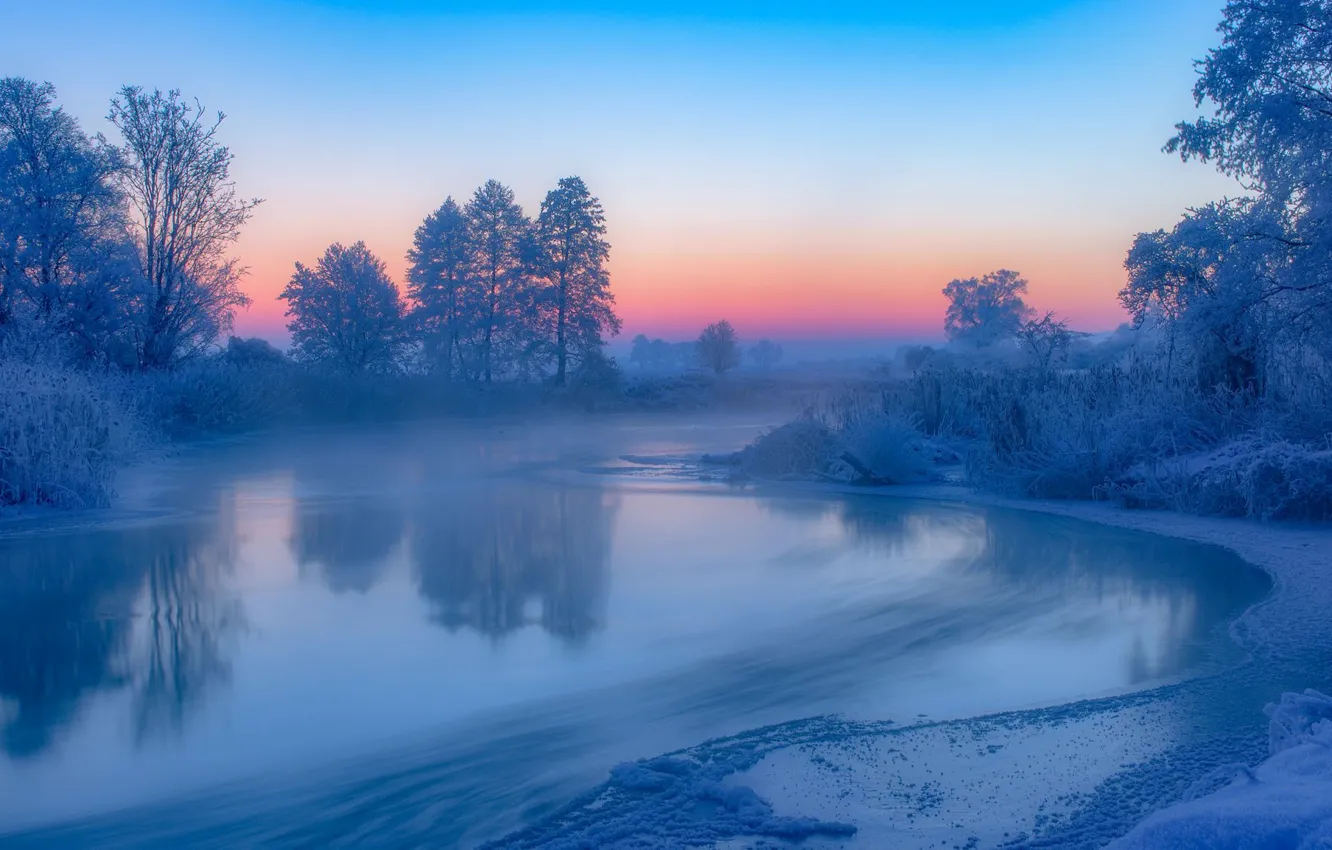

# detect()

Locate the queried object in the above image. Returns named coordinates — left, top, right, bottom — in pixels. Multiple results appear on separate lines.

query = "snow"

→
left=1111, top=690, right=1332, bottom=850
left=485, top=482, right=1332, bottom=849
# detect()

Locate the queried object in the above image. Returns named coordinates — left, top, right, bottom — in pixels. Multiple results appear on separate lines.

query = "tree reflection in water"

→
left=411, top=483, right=618, bottom=643
left=0, top=515, right=241, bottom=758
left=290, top=498, right=405, bottom=595
left=130, top=519, right=243, bottom=745
left=826, top=497, right=1270, bottom=682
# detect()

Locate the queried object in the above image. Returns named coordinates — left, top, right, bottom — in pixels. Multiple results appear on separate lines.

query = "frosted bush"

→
left=736, top=418, right=842, bottom=480
left=840, top=411, right=936, bottom=483
left=1187, top=440, right=1332, bottom=521
left=0, top=359, right=139, bottom=509
left=129, top=356, right=296, bottom=438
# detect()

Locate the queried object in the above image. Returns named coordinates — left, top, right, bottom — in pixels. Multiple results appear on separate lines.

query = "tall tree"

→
left=463, top=180, right=529, bottom=383
left=1151, top=0, right=1332, bottom=364
left=279, top=241, right=407, bottom=373
left=531, top=176, right=620, bottom=384
left=406, top=197, right=470, bottom=379
left=1169, top=0, right=1332, bottom=210
left=941, top=269, right=1033, bottom=347
left=696, top=320, right=740, bottom=375
left=0, top=78, right=128, bottom=353
left=108, top=87, right=260, bottom=368
left=1122, top=199, right=1282, bottom=390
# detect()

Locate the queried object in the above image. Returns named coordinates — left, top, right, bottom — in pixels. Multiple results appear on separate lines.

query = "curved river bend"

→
left=0, top=418, right=1270, bottom=847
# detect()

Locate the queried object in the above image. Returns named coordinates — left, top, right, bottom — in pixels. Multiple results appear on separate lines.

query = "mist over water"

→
left=0, top=417, right=1268, bottom=846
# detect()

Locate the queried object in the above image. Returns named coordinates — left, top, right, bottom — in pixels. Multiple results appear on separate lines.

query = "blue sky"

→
left=2, top=0, right=1238, bottom=343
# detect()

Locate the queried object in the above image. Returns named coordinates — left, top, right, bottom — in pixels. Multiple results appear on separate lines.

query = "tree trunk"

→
left=555, top=267, right=568, bottom=385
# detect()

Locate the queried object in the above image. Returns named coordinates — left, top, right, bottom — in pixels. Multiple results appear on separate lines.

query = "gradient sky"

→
left=3, top=0, right=1240, bottom=346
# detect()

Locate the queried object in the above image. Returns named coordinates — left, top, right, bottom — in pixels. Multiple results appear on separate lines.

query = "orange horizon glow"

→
left=231, top=233, right=1135, bottom=345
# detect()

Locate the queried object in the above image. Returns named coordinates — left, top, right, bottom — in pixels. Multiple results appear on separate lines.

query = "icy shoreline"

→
left=489, top=480, right=1332, bottom=849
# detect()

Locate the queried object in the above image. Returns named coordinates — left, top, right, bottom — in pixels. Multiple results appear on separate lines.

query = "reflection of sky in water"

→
left=0, top=420, right=1268, bottom=834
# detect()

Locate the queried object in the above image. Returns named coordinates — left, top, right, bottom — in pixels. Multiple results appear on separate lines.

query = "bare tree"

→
left=1016, top=311, right=1080, bottom=372
left=108, top=87, right=260, bottom=368
left=696, top=320, right=740, bottom=375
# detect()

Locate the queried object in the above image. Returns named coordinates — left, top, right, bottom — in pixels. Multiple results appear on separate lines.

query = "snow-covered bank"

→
left=1112, top=690, right=1332, bottom=850
left=486, top=481, right=1332, bottom=849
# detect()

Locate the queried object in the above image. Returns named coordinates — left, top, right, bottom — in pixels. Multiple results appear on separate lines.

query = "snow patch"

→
left=1111, top=690, right=1332, bottom=850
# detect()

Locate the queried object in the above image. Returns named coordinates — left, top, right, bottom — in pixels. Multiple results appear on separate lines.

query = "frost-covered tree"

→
left=1122, top=199, right=1286, bottom=391
left=749, top=339, right=783, bottom=370
left=942, top=269, right=1033, bottom=347
left=696, top=320, right=740, bottom=375
left=406, top=197, right=470, bottom=379
left=1121, top=0, right=1332, bottom=391
left=280, top=241, right=407, bottom=373
left=109, top=87, right=260, bottom=368
left=531, top=176, right=620, bottom=384
left=0, top=78, right=131, bottom=358
left=1169, top=0, right=1332, bottom=211
left=463, top=180, right=530, bottom=382
left=1016, top=311, right=1079, bottom=372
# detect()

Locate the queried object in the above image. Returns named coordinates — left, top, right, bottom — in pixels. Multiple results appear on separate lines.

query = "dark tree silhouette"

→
left=531, top=176, right=620, bottom=384
left=463, top=180, right=530, bottom=383
left=280, top=241, right=408, bottom=373
left=941, top=269, right=1033, bottom=348
left=407, top=197, right=471, bottom=379
left=696, top=320, right=740, bottom=375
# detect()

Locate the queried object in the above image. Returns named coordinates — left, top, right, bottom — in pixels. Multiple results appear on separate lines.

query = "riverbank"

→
left=490, top=478, right=1332, bottom=849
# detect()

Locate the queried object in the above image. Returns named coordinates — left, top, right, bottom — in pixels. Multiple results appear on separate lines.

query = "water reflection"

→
left=292, top=498, right=404, bottom=595
left=0, top=430, right=1271, bottom=848
left=412, top=485, right=618, bottom=643
left=0, top=518, right=240, bottom=758
left=827, top=497, right=1268, bottom=683
left=131, top=522, right=243, bottom=743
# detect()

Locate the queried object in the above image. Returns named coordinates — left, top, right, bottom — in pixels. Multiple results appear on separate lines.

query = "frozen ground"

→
left=484, top=478, right=1332, bottom=849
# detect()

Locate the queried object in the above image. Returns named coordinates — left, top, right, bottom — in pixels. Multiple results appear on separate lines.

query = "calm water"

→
left=0, top=417, right=1270, bottom=847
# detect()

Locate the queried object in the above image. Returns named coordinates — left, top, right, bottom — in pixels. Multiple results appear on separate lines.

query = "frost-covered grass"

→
left=0, top=359, right=139, bottom=509
left=740, top=362, right=1332, bottom=519
left=128, top=357, right=298, bottom=439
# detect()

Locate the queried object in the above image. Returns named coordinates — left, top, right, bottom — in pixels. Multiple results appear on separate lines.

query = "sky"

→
left=3, top=0, right=1240, bottom=348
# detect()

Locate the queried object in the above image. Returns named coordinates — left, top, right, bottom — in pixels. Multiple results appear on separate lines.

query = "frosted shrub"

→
left=1188, top=440, right=1332, bottom=521
left=736, top=418, right=841, bottom=480
left=0, top=360, right=137, bottom=509
left=840, top=411, right=936, bottom=483
left=130, top=355, right=296, bottom=438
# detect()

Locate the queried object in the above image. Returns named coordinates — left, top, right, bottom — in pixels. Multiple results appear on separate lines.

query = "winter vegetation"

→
left=0, top=77, right=778, bottom=510
left=3, top=0, right=1332, bottom=532
left=732, top=0, right=1332, bottom=523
